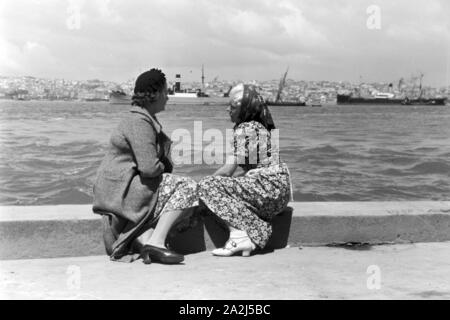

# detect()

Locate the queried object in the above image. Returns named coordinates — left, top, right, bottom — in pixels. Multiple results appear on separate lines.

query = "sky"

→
left=0, top=0, right=449, bottom=86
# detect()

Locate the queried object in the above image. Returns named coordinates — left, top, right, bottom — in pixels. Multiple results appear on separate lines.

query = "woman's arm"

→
left=213, top=155, right=238, bottom=177
left=232, top=166, right=247, bottom=177
left=126, top=118, right=165, bottom=178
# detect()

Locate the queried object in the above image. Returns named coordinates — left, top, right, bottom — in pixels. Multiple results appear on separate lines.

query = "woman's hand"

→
left=213, top=155, right=238, bottom=177
left=160, top=155, right=173, bottom=173
left=245, top=170, right=258, bottom=177
left=232, top=167, right=247, bottom=177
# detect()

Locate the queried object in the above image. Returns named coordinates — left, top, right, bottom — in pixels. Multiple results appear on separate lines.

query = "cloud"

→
left=0, top=0, right=448, bottom=85
left=0, top=39, right=60, bottom=76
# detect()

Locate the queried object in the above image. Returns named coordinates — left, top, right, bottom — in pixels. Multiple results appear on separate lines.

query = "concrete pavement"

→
left=1, top=242, right=450, bottom=300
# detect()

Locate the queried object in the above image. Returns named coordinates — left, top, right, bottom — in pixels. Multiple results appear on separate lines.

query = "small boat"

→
left=267, top=100, right=306, bottom=107
left=109, top=90, right=131, bottom=105
left=84, top=97, right=108, bottom=102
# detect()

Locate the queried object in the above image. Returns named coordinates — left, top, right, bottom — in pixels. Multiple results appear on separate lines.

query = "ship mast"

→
left=418, top=72, right=424, bottom=99
left=275, top=66, right=289, bottom=103
left=201, top=64, right=205, bottom=92
left=398, top=78, right=404, bottom=95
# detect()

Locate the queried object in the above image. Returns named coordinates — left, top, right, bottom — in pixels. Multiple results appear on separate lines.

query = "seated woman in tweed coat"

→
left=93, top=69, right=197, bottom=264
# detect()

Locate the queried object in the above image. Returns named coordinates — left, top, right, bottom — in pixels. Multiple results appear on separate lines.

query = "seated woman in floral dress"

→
left=198, top=84, right=292, bottom=257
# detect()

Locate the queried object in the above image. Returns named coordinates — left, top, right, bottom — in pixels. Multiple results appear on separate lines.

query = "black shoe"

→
left=140, top=245, right=184, bottom=264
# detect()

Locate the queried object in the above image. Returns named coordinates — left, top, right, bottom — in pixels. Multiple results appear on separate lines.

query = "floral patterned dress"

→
left=144, top=115, right=199, bottom=224
left=198, top=121, right=292, bottom=249
left=153, top=173, right=198, bottom=221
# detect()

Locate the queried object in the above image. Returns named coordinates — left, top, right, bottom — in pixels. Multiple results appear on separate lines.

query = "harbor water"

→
left=0, top=100, right=449, bottom=205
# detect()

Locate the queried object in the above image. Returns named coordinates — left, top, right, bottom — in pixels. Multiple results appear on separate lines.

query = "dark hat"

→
left=134, top=68, right=166, bottom=94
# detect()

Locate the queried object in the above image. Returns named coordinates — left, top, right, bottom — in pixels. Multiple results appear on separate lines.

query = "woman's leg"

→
left=227, top=225, right=252, bottom=241
left=102, top=215, right=115, bottom=256
left=139, top=208, right=186, bottom=248
left=198, top=176, right=272, bottom=249
left=136, top=226, right=153, bottom=247
left=102, top=213, right=127, bottom=256
left=137, top=174, right=198, bottom=263
left=136, top=208, right=194, bottom=264
left=211, top=222, right=256, bottom=257
left=133, top=208, right=185, bottom=265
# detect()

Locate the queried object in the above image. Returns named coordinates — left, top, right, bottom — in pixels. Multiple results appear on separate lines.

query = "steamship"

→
left=109, top=66, right=228, bottom=105
left=109, top=90, right=229, bottom=106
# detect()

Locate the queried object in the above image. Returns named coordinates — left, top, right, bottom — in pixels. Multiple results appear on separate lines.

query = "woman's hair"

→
left=131, top=68, right=166, bottom=107
left=230, top=83, right=276, bottom=131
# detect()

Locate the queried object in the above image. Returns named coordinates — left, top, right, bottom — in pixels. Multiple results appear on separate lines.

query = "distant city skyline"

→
left=2, top=74, right=447, bottom=102
left=1, top=0, right=449, bottom=86
left=2, top=70, right=448, bottom=91
left=3, top=74, right=449, bottom=90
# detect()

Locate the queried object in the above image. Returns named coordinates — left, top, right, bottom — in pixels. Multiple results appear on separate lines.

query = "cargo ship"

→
left=337, top=74, right=447, bottom=106
left=337, top=93, right=446, bottom=105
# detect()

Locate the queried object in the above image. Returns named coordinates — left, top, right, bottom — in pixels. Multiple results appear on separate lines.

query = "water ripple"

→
left=1, top=100, right=450, bottom=204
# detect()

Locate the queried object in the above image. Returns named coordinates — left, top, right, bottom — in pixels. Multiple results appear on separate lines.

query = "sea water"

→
left=0, top=100, right=449, bottom=205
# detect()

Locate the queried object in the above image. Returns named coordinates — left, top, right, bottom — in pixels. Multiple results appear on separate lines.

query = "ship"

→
left=84, top=97, right=109, bottom=102
left=109, top=90, right=130, bottom=105
left=109, top=65, right=228, bottom=105
left=267, top=100, right=306, bottom=106
left=266, top=67, right=306, bottom=107
left=337, top=74, right=447, bottom=106
left=337, top=94, right=446, bottom=105
left=109, top=90, right=229, bottom=106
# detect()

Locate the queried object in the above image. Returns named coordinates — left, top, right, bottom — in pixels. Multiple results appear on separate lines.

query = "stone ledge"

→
left=1, top=202, right=449, bottom=260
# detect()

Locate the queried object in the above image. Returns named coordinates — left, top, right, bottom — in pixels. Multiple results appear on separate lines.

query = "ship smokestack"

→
left=175, top=74, right=181, bottom=93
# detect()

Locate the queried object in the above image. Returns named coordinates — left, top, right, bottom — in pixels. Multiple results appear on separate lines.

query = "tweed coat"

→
left=92, top=106, right=173, bottom=258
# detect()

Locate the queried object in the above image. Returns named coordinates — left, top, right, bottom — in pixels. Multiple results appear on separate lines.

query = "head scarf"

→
left=229, top=83, right=275, bottom=130
left=132, top=68, right=166, bottom=106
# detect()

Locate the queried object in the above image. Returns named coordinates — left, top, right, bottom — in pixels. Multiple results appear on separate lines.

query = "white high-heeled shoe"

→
left=212, top=236, right=256, bottom=257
